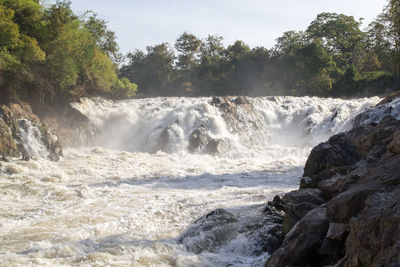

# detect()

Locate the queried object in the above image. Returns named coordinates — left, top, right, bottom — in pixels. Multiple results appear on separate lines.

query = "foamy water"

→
left=0, top=96, right=380, bottom=266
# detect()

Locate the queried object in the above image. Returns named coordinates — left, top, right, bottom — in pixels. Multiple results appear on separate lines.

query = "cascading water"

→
left=16, top=119, right=50, bottom=159
left=0, top=96, right=380, bottom=266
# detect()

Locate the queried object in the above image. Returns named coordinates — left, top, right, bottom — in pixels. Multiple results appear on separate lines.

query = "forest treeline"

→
left=121, top=0, right=400, bottom=98
left=0, top=0, right=137, bottom=105
left=1, top=0, right=400, bottom=104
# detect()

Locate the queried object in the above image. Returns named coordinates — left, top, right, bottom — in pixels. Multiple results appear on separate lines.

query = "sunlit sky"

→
left=70, top=0, right=388, bottom=54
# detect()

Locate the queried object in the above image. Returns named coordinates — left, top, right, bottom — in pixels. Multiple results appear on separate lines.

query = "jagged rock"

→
left=266, top=207, right=329, bottom=267
left=266, top=93, right=400, bottom=267
left=0, top=117, right=19, bottom=159
left=338, top=186, right=400, bottom=266
left=281, top=189, right=326, bottom=218
left=387, top=129, right=400, bottom=154
left=233, top=96, right=249, bottom=105
left=278, top=189, right=327, bottom=236
left=0, top=102, right=62, bottom=161
left=326, top=183, right=379, bottom=223
left=210, top=96, right=261, bottom=136
left=303, top=133, right=359, bottom=187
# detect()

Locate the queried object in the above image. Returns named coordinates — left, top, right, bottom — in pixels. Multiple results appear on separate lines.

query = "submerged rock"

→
left=188, top=127, right=212, bottom=153
left=188, top=127, right=232, bottom=155
left=179, top=206, right=284, bottom=257
left=265, top=92, right=400, bottom=267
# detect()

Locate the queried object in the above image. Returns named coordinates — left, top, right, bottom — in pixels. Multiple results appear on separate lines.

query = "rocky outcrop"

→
left=266, top=93, right=400, bottom=267
left=0, top=102, right=62, bottom=161
left=35, top=102, right=98, bottom=147
left=210, top=96, right=261, bottom=138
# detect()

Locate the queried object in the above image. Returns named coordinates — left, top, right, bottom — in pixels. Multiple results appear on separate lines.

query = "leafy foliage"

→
left=121, top=1, right=399, bottom=98
left=0, top=0, right=136, bottom=104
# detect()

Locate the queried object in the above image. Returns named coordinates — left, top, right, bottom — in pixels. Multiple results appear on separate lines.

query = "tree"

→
left=384, top=0, right=400, bottom=73
left=365, top=20, right=394, bottom=72
left=121, top=43, right=175, bottom=96
left=175, top=32, right=201, bottom=70
left=0, top=1, right=45, bottom=100
left=199, top=34, right=225, bottom=65
left=306, top=13, right=365, bottom=70
left=273, top=31, right=307, bottom=56
left=84, top=13, right=119, bottom=60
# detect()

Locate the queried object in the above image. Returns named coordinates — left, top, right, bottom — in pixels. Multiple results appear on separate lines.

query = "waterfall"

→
left=72, top=96, right=379, bottom=155
left=0, top=95, right=384, bottom=267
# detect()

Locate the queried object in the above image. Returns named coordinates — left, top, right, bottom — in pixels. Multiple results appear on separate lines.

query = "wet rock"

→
left=375, top=90, right=400, bottom=106
left=178, top=208, right=238, bottom=254
left=0, top=102, right=62, bottom=161
left=210, top=96, right=221, bottom=106
left=188, top=127, right=231, bottom=155
left=303, top=133, right=359, bottom=185
left=205, top=138, right=231, bottom=155
left=233, top=96, right=249, bottom=105
left=266, top=94, right=400, bottom=266
left=281, top=189, right=326, bottom=218
left=209, top=96, right=261, bottom=138
left=188, top=127, right=211, bottom=153
left=180, top=206, right=284, bottom=256
left=278, top=189, right=327, bottom=236
left=155, top=124, right=183, bottom=153
left=0, top=117, right=19, bottom=159
left=266, top=207, right=329, bottom=267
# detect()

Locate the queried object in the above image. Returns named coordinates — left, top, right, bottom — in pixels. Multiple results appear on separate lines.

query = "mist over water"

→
left=0, top=96, right=380, bottom=266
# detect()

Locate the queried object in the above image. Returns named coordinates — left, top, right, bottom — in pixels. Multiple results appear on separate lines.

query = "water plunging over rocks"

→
left=0, top=102, right=62, bottom=161
left=0, top=95, right=387, bottom=266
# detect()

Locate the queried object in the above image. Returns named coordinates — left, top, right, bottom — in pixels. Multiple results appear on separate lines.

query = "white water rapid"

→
left=0, top=96, right=380, bottom=266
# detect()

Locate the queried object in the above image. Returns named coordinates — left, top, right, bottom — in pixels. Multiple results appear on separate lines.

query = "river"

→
left=0, top=96, right=379, bottom=266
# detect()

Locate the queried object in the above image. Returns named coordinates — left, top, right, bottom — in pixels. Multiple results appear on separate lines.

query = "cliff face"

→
left=266, top=95, right=400, bottom=266
left=0, top=102, right=62, bottom=161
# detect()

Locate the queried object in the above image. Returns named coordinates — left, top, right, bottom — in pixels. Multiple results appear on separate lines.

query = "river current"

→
left=0, top=96, right=380, bottom=266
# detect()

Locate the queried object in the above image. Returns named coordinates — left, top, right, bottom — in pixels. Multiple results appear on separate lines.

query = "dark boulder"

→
left=266, top=207, right=329, bottom=267
left=276, top=189, right=327, bottom=236
left=180, top=206, right=284, bottom=257
left=303, top=133, right=359, bottom=187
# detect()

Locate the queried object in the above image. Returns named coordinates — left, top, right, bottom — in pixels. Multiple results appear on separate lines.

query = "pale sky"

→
left=70, top=0, right=388, bottom=54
